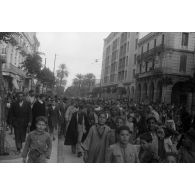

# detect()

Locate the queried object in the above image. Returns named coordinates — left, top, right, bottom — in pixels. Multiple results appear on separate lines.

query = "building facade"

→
left=0, top=32, right=40, bottom=92
left=100, top=32, right=139, bottom=99
left=135, top=32, right=195, bottom=112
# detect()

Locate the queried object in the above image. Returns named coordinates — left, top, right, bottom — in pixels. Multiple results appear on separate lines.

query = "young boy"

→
left=82, top=112, right=115, bottom=163
left=139, top=132, right=159, bottom=163
left=105, top=126, right=139, bottom=163
left=22, top=116, right=52, bottom=163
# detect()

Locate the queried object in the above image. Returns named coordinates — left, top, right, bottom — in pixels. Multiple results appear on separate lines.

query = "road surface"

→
left=58, top=138, right=83, bottom=163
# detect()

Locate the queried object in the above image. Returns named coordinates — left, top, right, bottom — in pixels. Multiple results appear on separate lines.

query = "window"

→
left=179, top=55, right=187, bottom=72
left=135, top=38, right=138, bottom=49
left=154, top=39, right=156, bottom=47
left=182, top=33, right=189, bottom=46
left=127, top=42, right=129, bottom=52
left=162, top=34, right=165, bottom=45
left=147, top=43, right=149, bottom=51
left=2, top=47, right=6, bottom=54
left=152, top=58, right=155, bottom=69
left=125, top=71, right=127, bottom=79
left=145, top=62, right=148, bottom=72
left=133, top=69, right=136, bottom=78
left=126, top=56, right=128, bottom=66
left=139, top=64, right=142, bottom=73
left=134, top=54, right=137, bottom=64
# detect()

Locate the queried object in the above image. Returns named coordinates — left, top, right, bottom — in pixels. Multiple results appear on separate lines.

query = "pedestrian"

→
left=156, top=127, right=174, bottom=162
left=26, top=90, right=36, bottom=108
left=82, top=112, right=115, bottom=163
left=30, top=94, right=46, bottom=131
left=138, top=132, right=159, bottom=163
left=22, top=116, right=52, bottom=163
left=10, top=92, right=32, bottom=153
left=48, top=100, right=60, bottom=140
left=178, top=128, right=195, bottom=163
left=5, top=96, right=13, bottom=134
left=105, top=126, right=139, bottom=163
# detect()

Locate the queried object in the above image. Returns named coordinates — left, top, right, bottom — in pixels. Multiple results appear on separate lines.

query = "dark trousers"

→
left=14, top=127, right=27, bottom=151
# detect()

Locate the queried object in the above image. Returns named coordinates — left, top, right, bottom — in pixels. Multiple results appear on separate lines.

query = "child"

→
left=156, top=127, right=174, bottom=162
left=138, top=132, right=159, bottom=163
left=22, top=116, right=52, bottom=163
left=105, top=126, right=139, bottom=163
left=82, top=112, right=115, bottom=163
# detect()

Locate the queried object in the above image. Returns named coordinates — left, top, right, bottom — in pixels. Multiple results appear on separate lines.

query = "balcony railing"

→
left=135, top=66, right=190, bottom=79
left=137, top=44, right=165, bottom=63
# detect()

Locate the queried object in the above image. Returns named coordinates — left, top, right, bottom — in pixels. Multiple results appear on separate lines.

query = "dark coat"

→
left=64, top=111, right=89, bottom=145
left=31, top=101, right=46, bottom=131
left=48, top=105, right=60, bottom=129
left=10, top=101, right=32, bottom=141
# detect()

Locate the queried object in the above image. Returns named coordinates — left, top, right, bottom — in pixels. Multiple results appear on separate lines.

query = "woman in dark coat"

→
left=64, top=106, right=89, bottom=155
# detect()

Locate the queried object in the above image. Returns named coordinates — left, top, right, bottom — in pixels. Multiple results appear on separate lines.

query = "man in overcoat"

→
left=10, top=92, right=32, bottom=153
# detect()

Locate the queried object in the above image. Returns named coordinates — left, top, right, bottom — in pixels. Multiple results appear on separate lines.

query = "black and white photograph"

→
left=0, top=32, right=195, bottom=163
left=1, top=1, right=195, bottom=195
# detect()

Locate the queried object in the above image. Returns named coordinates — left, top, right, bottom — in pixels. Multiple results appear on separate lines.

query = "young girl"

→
left=105, top=126, right=139, bottom=163
left=22, top=116, right=52, bottom=163
left=82, top=112, right=115, bottom=163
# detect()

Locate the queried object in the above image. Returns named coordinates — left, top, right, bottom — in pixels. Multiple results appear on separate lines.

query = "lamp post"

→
left=0, top=53, right=6, bottom=155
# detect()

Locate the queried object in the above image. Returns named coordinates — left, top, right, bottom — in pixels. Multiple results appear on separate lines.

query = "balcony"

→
left=135, top=67, right=163, bottom=79
left=137, top=44, right=165, bottom=63
left=2, top=63, right=26, bottom=78
left=135, top=67, right=191, bottom=79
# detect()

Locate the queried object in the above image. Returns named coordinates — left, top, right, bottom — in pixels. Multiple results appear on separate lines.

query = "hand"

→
left=22, top=158, right=26, bottom=163
left=83, top=152, right=88, bottom=163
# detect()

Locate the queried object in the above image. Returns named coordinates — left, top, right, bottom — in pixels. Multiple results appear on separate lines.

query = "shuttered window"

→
left=179, top=55, right=187, bottom=72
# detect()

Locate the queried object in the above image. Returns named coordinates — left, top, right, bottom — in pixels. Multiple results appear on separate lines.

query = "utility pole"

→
left=53, top=54, right=56, bottom=76
left=53, top=54, right=57, bottom=94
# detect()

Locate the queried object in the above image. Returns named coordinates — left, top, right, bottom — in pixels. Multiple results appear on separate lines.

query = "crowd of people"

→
left=64, top=98, right=195, bottom=163
left=4, top=90, right=195, bottom=163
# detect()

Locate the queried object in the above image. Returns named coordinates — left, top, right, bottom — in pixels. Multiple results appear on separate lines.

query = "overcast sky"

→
left=37, top=32, right=109, bottom=87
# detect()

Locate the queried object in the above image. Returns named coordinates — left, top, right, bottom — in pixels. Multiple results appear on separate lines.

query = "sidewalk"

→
left=0, top=130, right=58, bottom=163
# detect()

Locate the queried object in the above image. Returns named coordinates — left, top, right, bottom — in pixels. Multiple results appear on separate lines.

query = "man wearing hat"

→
left=10, top=92, right=32, bottom=153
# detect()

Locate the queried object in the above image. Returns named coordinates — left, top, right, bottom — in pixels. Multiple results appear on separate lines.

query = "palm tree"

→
left=84, top=73, right=96, bottom=90
left=56, top=64, right=69, bottom=87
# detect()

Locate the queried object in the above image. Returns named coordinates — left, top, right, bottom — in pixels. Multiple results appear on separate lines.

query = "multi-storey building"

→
left=135, top=32, right=195, bottom=112
left=0, top=32, right=40, bottom=92
left=100, top=32, right=139, bottom=99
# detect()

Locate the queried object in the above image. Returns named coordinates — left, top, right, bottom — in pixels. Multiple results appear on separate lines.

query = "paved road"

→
left=58, top=138, right=83, bottom=163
